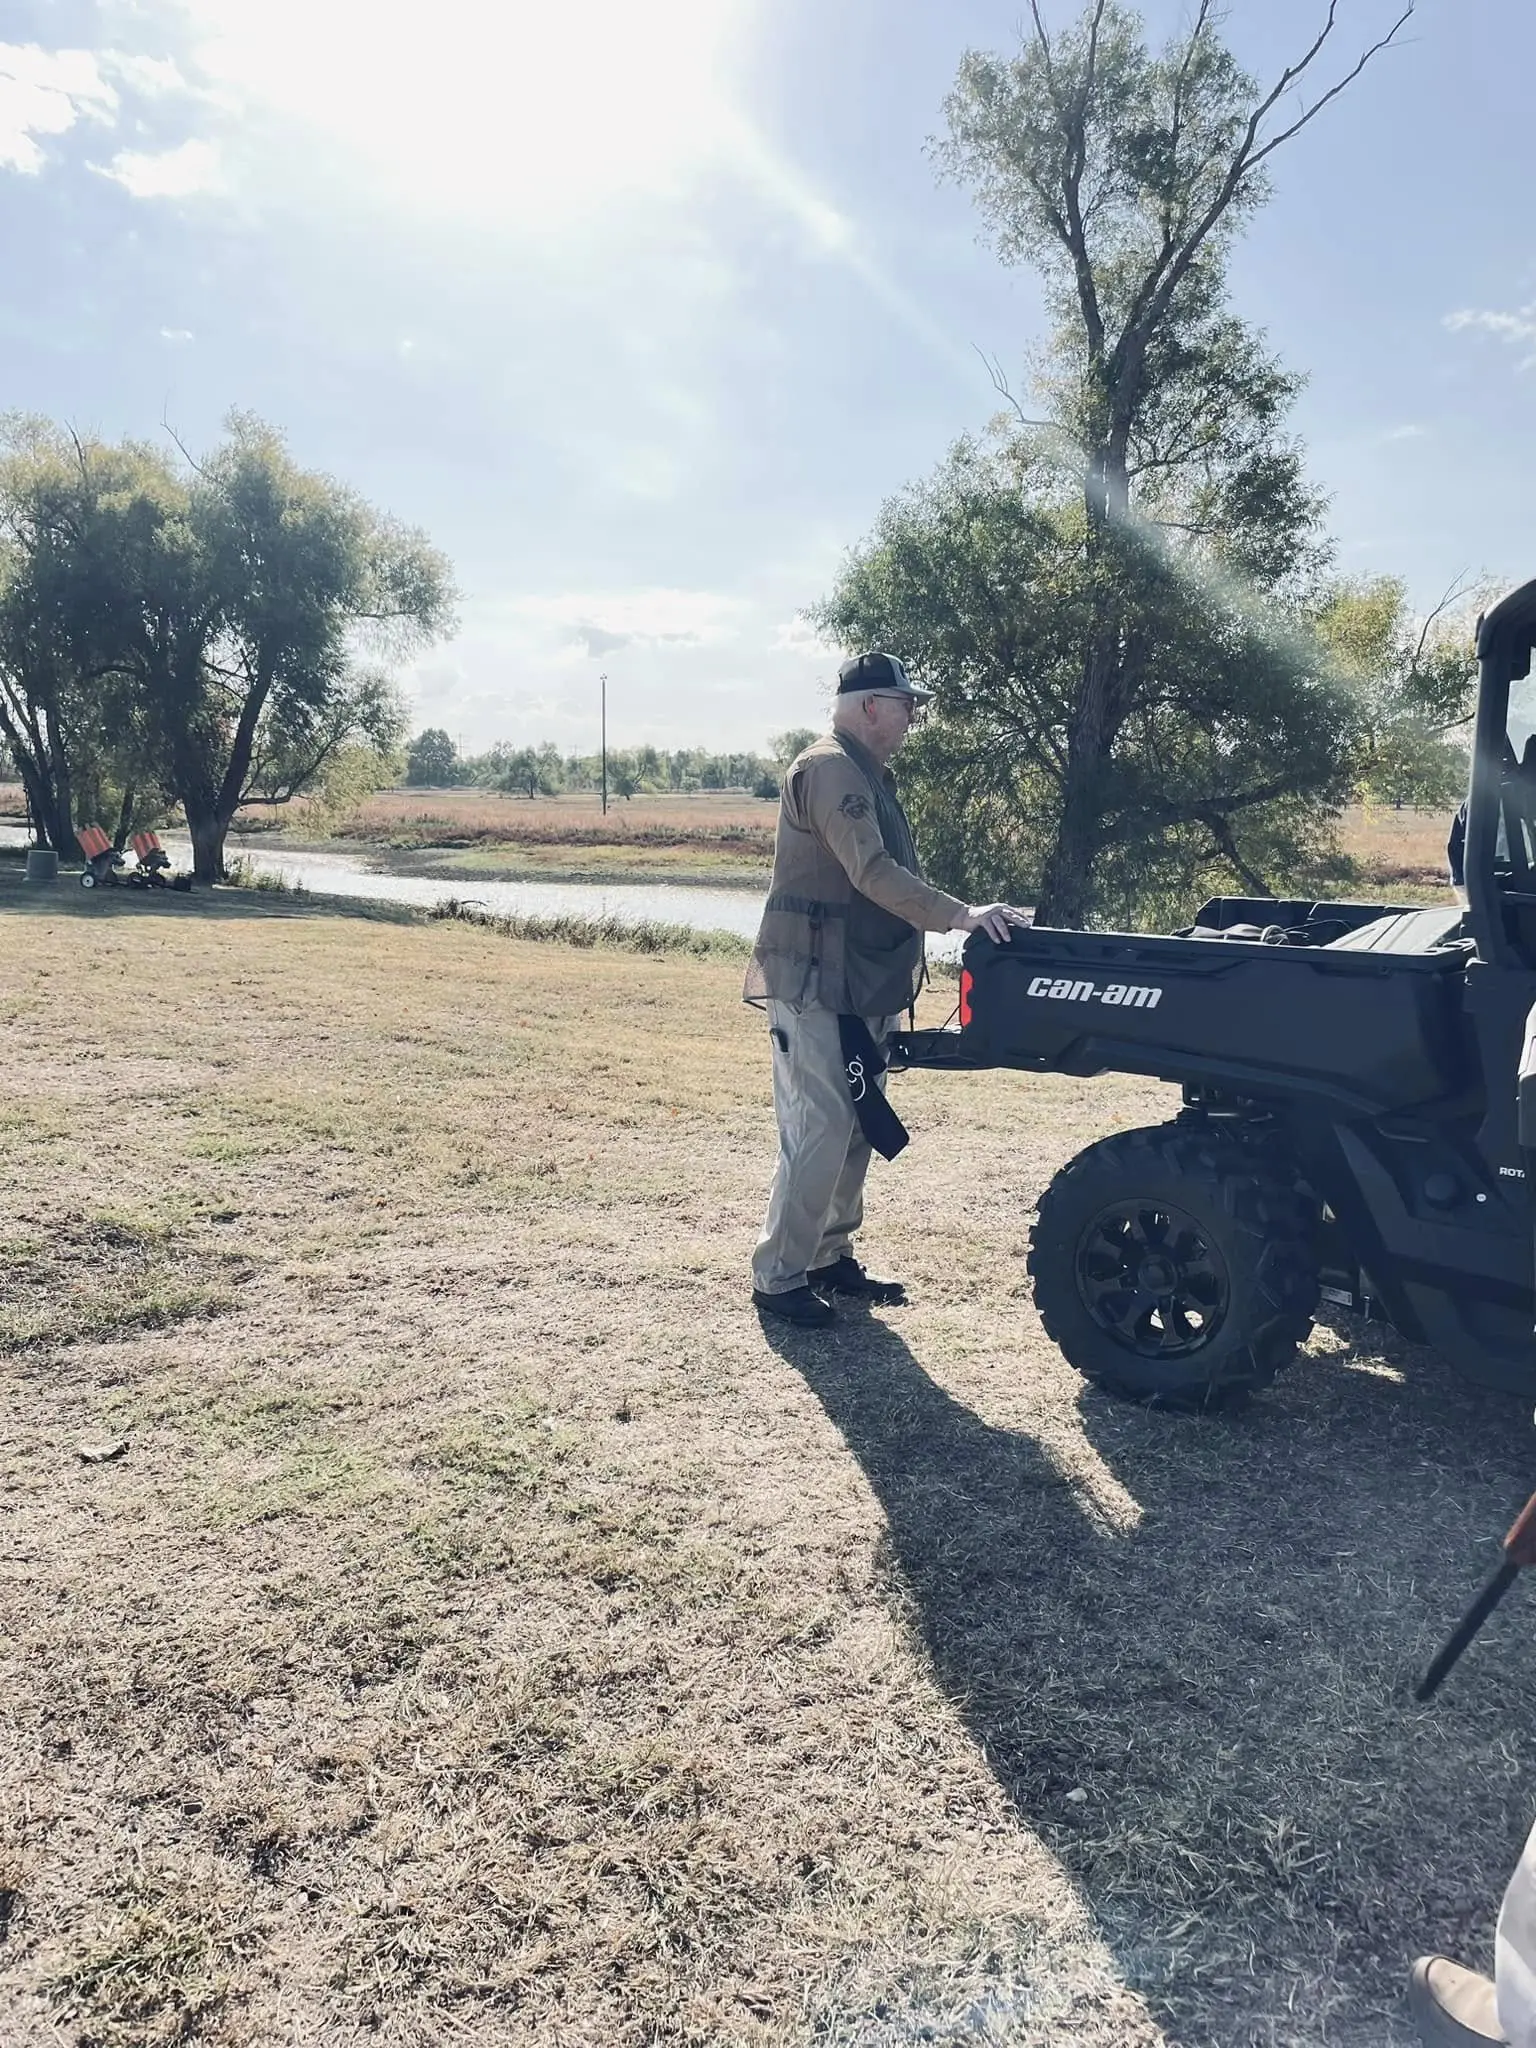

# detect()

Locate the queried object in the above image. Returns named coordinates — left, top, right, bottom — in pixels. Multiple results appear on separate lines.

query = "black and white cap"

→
left=835, top=650, right=931, bottom=705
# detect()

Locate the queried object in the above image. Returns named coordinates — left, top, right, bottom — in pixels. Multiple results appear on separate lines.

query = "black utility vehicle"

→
left=893, top=577, right=1536, bottom=1409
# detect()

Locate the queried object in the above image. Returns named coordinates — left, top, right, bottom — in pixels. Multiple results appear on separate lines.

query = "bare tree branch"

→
left=65, top=423, right=91, bottom=487
left=159, top=407, right=212, bottom=479
left=1409, top=569, right=1475, bottom=668
left=1201, top=806, right=1274, bottom=895
left=976, top=347, right=1057, bottom=430
left=1161, top=0, right=1214, bottom=240
left=1031, top=0, right=1108, bottom=358
left=1117, top=5, right=1413, bottom=387
left=1248, top=7, right=1415, bottom=172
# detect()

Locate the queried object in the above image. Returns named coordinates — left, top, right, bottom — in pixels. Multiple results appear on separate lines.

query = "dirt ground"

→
left=2, top=873, right=1533, bottom=2048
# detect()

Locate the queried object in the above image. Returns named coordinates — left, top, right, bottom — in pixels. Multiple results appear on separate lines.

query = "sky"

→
left=1, top=0, right=1533, bottom=757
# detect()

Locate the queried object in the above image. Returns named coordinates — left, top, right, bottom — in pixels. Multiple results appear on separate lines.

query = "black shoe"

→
left=806, top=1255, right=907, bottom=1306
left=1408, top=1957, right=1508, bottom=2045
left=753, top=1285, right=836, bottom=1328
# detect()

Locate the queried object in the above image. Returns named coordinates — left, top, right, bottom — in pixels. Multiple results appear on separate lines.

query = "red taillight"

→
left=959, top=968, right=973, bottom=1028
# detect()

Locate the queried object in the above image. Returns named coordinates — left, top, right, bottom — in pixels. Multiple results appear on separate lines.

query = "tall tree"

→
left=0, top=415, right=453, bottom=877
left=498, top=742, right=564, bottom=799
left=882, top=0, right=1413, bottom=926
left=0, top=422, right=169, bottom=856
left=813, top=437, right=1361, bottom=929
left=770, top=728, right=819, bottom=773
left=1314, top=575, right=1480, bottom=810
left=406, top=727, right=463, bottom=786
left=164, top=415, right=452, bottom=879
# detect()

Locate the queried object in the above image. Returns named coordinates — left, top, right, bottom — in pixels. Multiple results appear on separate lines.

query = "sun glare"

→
left=179, top=0, right=748, bottom=225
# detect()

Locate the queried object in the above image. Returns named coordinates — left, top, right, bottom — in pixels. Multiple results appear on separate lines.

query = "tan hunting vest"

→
left=744, top=731, right=964, bottom=1018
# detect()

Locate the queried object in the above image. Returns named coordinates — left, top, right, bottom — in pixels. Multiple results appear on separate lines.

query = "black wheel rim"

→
left=1075, top=1199, right=1230, bottom=1358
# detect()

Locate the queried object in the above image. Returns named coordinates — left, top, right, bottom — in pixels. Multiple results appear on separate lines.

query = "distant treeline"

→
left=404, top=728, right=820, bottom=800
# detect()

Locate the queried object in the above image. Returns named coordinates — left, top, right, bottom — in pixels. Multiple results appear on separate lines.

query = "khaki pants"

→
left=1498, top=1818, right=1536, bottom=2044
left=752, top=1001, right=896, bottom=1295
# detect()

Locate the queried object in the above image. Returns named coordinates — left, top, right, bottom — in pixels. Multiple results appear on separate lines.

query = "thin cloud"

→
left=771, top=615, right=840, bottom=660
left=158, top=0, right=746, bottom=228
left=1446, top=305, right=1536, bottom=342
left=0, top=44, right=116, bottom=172
left=1445, top=303, right=1536, bottom=370
left=100, top=137, right=222, bottom=198
left=578, top=626, right=631, bottom=657
left=102, top=52, right=191, bottom=99
left=508, top=588, right=746, bottom=652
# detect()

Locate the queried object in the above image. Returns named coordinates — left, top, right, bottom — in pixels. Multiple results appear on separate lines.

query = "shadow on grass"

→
left=762, top=1305, right=1536, bottom=2046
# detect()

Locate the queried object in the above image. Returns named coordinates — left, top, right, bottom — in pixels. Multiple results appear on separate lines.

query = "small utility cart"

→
left=890, top=577, right=1536, bottom=1410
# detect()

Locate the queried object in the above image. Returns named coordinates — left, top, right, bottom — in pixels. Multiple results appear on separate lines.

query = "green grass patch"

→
left=199, top=1439, right=399, bottom=1527
left=399, top=841, right=771, bottom=885
left=0, top=1215, right=244, bottom=1353
left=221, top=855, right=308, bottom=897
left=338, top=812, right=775, bottom=855
left=425, top=1406, right=580, bottom=1495
left=47, top=1875, right=245, bottom=2046
left=428, top=898, right=751, bottom=959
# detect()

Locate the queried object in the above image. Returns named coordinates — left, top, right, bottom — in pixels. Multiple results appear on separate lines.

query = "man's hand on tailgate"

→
left=953, top=903, right=1034, bottom=944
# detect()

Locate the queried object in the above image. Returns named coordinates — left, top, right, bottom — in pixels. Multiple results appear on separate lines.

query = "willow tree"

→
left=0, top=422, right=168, bottom=855
left=137, top=415, right=454, bottom=879
left=813, top=436, right=1362, bottom=931
left=1314, top=575, right=1481, bottom=810
left=825, top=1, right=1413, bottom=928
left=0, top=413, right=455, bottom=880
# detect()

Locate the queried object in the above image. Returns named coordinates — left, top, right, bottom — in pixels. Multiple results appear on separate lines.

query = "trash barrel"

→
left=23, top=847, right=59, bottom=884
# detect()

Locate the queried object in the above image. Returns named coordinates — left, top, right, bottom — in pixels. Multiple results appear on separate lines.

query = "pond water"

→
left=236, top=840, right=774, bottom=938
left=0, top=825, right=962, bottom=958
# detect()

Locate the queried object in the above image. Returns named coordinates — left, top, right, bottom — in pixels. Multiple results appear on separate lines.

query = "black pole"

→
left=1416, top=1490, right=1536, bottom=1701
left=1416, top=1559, right=1520, bottom=1701
left=600, top=672, right=608, bottom=816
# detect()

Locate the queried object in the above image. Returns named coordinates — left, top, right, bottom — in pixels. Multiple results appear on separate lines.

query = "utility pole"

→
left=600, top=673, right=608, bottom=816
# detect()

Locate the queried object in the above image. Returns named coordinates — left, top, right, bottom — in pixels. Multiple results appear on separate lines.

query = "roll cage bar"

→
left=1467, top=576, right=1536, bottom=968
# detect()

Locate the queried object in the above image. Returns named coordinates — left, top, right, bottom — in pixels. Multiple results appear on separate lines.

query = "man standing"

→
left=745, top=650, right=1031, bottom=1327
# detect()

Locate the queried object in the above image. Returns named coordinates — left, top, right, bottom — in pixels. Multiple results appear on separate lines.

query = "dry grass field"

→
left=330, top=790, right=776, bottom=861
left=1337, top=809, right=1453, bottom=895
left=2, top=873, right=1534, bottom=2048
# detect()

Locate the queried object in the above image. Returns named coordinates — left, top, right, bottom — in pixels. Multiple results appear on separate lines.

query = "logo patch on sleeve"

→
left=838, top=792, right=872, bottom=820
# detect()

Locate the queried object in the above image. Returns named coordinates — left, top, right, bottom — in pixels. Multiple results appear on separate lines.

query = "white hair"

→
left=831, top=692, right=871, bottom=732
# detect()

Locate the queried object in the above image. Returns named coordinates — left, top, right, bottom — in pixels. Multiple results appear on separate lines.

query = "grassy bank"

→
left=428, top=896, right=752, bottom=959
left=1, top=878, right=1530, bottom=2046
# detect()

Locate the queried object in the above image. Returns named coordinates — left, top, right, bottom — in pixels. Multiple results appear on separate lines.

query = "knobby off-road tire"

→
left=1028, top=1123, right=1320, bottom=1411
